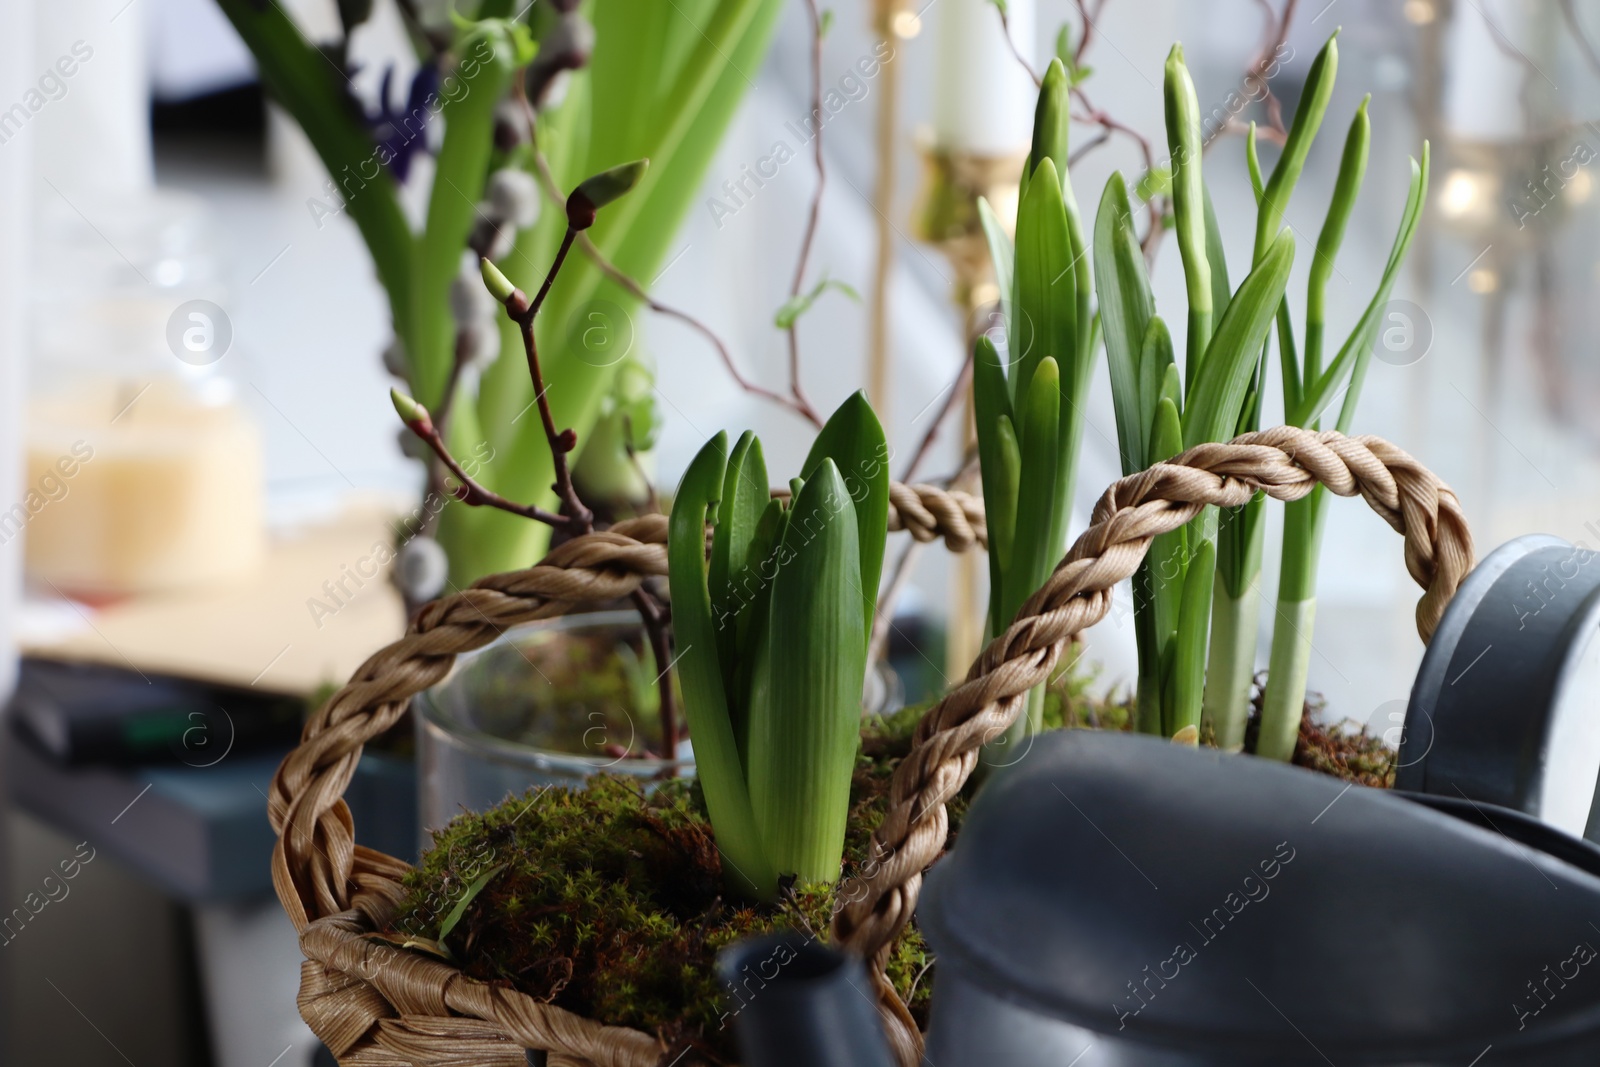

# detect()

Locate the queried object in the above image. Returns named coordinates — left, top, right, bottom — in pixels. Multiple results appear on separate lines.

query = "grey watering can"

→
left=724, top=728, right=1600, bottom=1066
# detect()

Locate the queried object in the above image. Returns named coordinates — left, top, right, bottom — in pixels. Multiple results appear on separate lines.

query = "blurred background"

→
left=0, top=0, right=1596, bottom=1063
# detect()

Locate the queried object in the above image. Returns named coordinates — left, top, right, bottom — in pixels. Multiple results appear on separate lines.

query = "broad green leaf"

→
left=993, top=415, right=1022, bottom=580
left=215, top=0, right=413, bottom=371
left=1092, top=173, right=1154, bottom=475
left=1202, top=181, right=1232, bottom=329
left=1170, top=537, right=1216, bottom=734
left=1183, top=230, right=1295, bottom=448
left=1146, top=393, right=1186, bottom=648
left=1013, top=157, right=1077, bottom=409
left=1218, top=489, right=1268, bottom=595
left=413, top=19, right=522, bottom=407
left=731, top=496, right=786, bottom=762
left=1023, top=58, right=1071, bottom=202
left=748, top=459, right=864, bottom=884
left=1063, top=179, right=1095, bottom=380
left=1136, top=317, right=1176, bottom=466
left=667, top=434, right=773, bottom=899
left=977, top=197, right=1016, bottom=337
left=1001, top=358, right=1062, bottom=627
left=1276, top=299, right=1301, bottom=414
left=710, top=432, right=769, bottom=697
left=801, top=393, right=889, bottom=640
left=973, top=335, right=1018, bottom=574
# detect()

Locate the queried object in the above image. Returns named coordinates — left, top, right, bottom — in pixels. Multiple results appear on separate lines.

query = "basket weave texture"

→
left=270, top=428, right=1473, bottom=1067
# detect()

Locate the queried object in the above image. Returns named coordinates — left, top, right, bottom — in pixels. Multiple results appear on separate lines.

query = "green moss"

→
left=393, top=711, right=941, bottom=1064
left=391, top=656, right=1139, bottom=1061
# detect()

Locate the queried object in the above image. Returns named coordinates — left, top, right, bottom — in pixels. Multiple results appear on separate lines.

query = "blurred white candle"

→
left=33, top=0, right=152, bottom=195
left=934, top=0, right=1037, bottom=156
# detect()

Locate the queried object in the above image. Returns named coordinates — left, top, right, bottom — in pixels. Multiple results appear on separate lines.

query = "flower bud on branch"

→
left=566, top=159, right=648, bottom=230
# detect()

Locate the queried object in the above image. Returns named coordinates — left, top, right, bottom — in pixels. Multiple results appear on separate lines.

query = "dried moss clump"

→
left=1243, top=680, right=1397, bottom=786
left=393, top=708, right=942, bottom=1064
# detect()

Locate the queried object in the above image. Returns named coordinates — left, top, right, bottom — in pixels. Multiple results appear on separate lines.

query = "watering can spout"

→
left=717, top=933, right=895, bottom=1067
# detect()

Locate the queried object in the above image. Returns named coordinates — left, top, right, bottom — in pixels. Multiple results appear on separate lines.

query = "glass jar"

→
left=415, top=610, right=906, bottom=838
left=416, top=611, right=692, bottom=836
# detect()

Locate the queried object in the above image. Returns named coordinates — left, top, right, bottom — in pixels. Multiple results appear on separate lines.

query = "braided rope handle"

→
left=827, top=427, right=1475, bottom=1067
left=269, top=484, right=985, bottom=930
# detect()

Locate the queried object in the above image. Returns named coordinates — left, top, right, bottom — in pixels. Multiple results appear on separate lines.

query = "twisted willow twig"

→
left=828, top=427, right=1473, bottom=1066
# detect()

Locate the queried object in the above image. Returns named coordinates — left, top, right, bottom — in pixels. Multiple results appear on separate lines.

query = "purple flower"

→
left=367, top=63, right=441, bottom=183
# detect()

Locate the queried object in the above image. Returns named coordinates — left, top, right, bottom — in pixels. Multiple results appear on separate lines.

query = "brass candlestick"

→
left=912, top=140, right=1026, bottom=677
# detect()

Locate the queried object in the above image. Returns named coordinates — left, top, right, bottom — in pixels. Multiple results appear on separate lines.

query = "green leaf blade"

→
left=667, top=433, right=774, bottom=899
left=1183, top=230, right=1296, bottom=449
left=1013, top=157, right=1077, bottom=410
left=1092, top=173, right=1154, bottom=475
left=801, top=393, right=889, bottom=641
left=1001, top=357, right=1063, bottom=627
left=748, top=460, right=865, bottom=884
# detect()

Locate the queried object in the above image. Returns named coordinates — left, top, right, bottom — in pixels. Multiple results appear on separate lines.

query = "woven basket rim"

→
left=272, top=436, right=1474, bottom=1067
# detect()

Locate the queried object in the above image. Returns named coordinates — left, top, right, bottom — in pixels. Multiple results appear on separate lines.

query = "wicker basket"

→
left=269, top=427, right=1473, bottom=1067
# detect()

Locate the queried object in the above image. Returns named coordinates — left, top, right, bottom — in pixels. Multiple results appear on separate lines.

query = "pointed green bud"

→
left=479, top=257, right=515, bottom=304
left=390, top=388, right=432, bottom=433
left=566, top=159, right=649, bottom=230
left=1024, top=57, right=1071, bottom=199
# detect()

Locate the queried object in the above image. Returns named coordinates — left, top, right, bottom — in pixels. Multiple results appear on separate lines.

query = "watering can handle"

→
left=830, top=425, right=1475, bottom=1067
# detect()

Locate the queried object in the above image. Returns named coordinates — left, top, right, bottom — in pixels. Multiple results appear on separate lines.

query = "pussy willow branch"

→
left=514, top=90, right=823, bottom=428
left=784, top=0, right=827, bottom=426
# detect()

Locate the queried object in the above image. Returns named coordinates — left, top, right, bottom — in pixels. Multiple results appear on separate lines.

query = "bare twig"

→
left=1248, top=0, right=1299, bottom=140
left=900, top=344, right=976, bottom=484
left=403, top=411, right=570, bottom=528
left=514, top=90, right=822, bottom=428
left=514, top=227, right=593, bottom=534
left=1072, top=90, right=1168, bottom=253
left=629, top=585, right=679, bottom=758
left=1072, top=0, right=1107, bottom=66
left=995, top=4, right=1042, bottom=87
left=416, top=331, right=473, bottom=538
left=1067, top=126, right=1114, bottom=167
left=868, top=540, right=924, bottom=665
left=785, top=0, right=827, bottom=426
left=622, top=415, right=661, bottom=516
